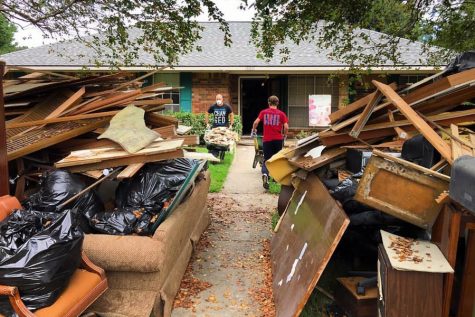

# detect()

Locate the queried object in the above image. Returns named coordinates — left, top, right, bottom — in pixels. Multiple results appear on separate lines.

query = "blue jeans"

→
left=262, top=139, right=284, bottom=175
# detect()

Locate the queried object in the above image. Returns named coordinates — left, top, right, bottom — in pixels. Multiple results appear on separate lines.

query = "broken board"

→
left=98, top=105, right=159, bottom=153
left=55, top=139, right=184, bottom=168
left=271, top=174, right=349, bottom=317
left=355, top=152, right=449, bottom=229
left=288, top=147, right=346, bottom=171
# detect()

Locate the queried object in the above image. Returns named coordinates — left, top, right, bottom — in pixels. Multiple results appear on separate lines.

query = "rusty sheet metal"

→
left=355, top=154, right=449, bottom=229
left=271, top=174, right=349, bottom=317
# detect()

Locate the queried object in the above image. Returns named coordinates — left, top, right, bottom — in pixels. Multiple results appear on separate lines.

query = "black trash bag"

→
left=91, top=158, right=198, bottom=236
left=115, top=158, right=198, bottom=213
left=329, top=173, right=367, bottom=215
left=90, top=207, right=140, bottom=235
left=444, top=51, right=475, bottom=75
left=22, top=170, right=104, bottom=233
left=0, top=209, right=83, bottom=313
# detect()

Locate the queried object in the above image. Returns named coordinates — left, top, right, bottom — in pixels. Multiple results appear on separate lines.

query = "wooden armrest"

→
left=0, top=285, right=18, bottom=296
left=0, top=284, right=35, bottom=317
left=81, top=251, right=106, bottom=280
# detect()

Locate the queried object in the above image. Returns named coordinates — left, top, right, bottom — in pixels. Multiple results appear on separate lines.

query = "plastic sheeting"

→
left=91, top=158, right=198, bottom=235
left=22, top=170, right=104, bottom=233
left=444, top=51, right=475, bottom=75
left=0, top=210, right=83, bottom=313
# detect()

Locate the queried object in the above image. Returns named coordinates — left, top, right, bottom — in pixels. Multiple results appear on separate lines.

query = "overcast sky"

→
left=13, top=0, right=256, bottom=48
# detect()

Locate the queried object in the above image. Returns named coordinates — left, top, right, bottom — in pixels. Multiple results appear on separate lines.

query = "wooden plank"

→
left=82, top=170, right=105, bottom=179
left=6, top=110, right=118, bottom=129
left=355, top=152, right=449, bottom=229
left=358, top=109, right=475, bottom=133
left=349, top=90, right=383, bottom=138
left=457, top=223, right=475, bottom=317
left=431, top=204, right=462, bottom=317
left=55, top=139, right=184, bottom=168
left=329, top=92, right=374, bottom=123
left=66, top=149, right=184, bottom=173
left=117, top=163, right=144, bottom=180
left=272, top=174, right=349, bottom=317
left=155, top=125, right=177, bottom=138
left=145, top=112, right=179, bottom=127
left=373, top=149, right=450, bottom=181
left=387, top=110, right=408, bottom=139
left=451, top=124, right=463, bottom=160
left=332, top=80, right=475, bottom=132
left=471, top=134, right=475, bottom=156
left=431, top=159, right=448, bottom=171
left=172, top=135, right=200, bottom=146
left=288, top=147, right=346, bottom=171
left=70, top=90, right=141, bottom=115
left=45, top=87, right=85, bottom=119
left=0, top=61, right=9, bottom=195
left=372, top=80, right=454, bottom=164
left=329, top=83, right=397, bottom=124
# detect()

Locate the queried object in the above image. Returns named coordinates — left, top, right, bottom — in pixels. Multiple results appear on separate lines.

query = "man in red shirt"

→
left=251, top=95, right=289, bottom=189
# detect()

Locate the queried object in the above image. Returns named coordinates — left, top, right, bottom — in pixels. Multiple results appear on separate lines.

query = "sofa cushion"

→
left=88, top=289, right=157, bottom=317
left=83, top=235, right=164, bottom=272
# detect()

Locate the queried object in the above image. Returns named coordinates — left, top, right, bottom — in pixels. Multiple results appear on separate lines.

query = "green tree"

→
left=0, top=14, right=23, bottom=54
left=247, top=0, right=473, bottom=69
left=0, top=0, right=231, bottom=67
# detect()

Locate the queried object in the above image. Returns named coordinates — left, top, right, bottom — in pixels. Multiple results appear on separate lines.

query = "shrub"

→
left=167, top=111, right=242, bottom=143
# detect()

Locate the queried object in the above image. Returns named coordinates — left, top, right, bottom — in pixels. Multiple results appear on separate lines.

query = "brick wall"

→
left=192, top=73, right=233, bottom=113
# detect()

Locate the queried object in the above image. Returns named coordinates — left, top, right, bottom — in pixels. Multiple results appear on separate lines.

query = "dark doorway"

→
left=240, top=77, right=288, bottom=134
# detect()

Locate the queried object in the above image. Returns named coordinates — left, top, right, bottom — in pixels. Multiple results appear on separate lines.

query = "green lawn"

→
left=268, top=181, right=281, bottom=195
left=196, top=147, right=234, bottom=193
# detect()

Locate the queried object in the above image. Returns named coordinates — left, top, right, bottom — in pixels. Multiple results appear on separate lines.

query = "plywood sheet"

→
left=355, top=153, right=449, bottom=229
left=271, top=174, right=349, bottom=317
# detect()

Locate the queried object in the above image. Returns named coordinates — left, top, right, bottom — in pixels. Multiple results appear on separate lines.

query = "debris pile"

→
left=269, top=58, right=475, bottom=317
left=204, top=127, right=239, bottom=147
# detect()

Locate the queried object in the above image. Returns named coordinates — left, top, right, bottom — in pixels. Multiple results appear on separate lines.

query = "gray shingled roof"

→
left=1, top=22, right=433, bottom=68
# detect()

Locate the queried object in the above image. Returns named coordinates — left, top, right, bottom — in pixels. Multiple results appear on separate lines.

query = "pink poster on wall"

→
left=309, top=95, right=331, bottom=127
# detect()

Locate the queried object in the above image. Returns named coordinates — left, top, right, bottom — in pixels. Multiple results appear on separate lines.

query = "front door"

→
left=240, top=77, right=287, bottom=134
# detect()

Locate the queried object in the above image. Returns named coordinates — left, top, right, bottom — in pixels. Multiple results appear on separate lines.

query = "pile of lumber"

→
left=289, top=67, right=475, bottom=172
left=2, top=69, right=213, bottom=199
left=270, top=67, right=475, bottom=317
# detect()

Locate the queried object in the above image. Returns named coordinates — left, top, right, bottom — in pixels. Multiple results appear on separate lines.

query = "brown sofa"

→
left=83, top=171, right=211, bottom=317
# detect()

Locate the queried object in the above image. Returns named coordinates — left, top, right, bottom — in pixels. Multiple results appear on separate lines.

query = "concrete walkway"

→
left=172, top=145, right=277, bottom=317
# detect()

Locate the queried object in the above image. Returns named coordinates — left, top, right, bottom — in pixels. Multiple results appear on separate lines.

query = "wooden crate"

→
left=334, top=277, right=378, bottom=317
left=378, top=245, right=443, bottom=317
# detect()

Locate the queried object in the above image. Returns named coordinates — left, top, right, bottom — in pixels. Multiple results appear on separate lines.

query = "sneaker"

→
left=262, top=174, right=270, bottom=190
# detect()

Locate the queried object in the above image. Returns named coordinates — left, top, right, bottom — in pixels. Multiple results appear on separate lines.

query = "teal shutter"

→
left=180, top=72, right=192, bottom=112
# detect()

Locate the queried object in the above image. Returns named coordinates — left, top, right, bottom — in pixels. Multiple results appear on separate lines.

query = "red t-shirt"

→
left=258, top=107, right=288, bottom=142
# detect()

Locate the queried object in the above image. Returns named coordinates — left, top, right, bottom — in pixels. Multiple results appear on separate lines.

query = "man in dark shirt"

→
left=205, top=94, right=234, bottom=129
left=205, top=94, right=234, bottom=158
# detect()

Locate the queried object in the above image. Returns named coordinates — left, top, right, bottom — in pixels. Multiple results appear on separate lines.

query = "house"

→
left=1, top=22, right=442, bottom=134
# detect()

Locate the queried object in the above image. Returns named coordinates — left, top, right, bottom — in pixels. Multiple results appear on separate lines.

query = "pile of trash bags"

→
left=0, top=209, right=83, bottom=315
left=90, top=158, right=199, bottom=235
left=22, top=170, right=103, bottom=233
